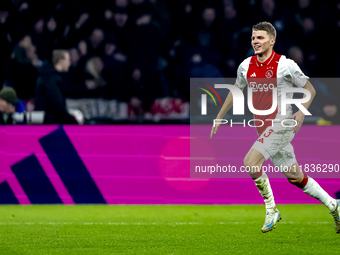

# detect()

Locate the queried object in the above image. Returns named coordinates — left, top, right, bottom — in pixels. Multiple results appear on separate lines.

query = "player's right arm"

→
left=210, top=83, right=244, bottom=140
left=211, top=58, right=249, bottom=140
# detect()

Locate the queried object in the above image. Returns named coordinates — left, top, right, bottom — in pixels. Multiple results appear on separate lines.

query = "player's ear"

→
left=270, top=38, right=275, bottom=46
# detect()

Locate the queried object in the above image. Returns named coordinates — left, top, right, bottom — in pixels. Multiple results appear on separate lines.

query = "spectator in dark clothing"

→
left=317, top=95, right=340, bottom=125
left=219, top=2, right=242, bottom=68
left=87, top=27, right=105, bottom=56
left=42, top=15, right=60, bottom=62
left=110, top=9, right=130, bottom=54
left=77, top=39, right=89, bottom=73
left=287, top=45, right=309, bottom=76
left=102, top=36, right=128, bottom=100
left=5, top=35, right=40, bottom=100
left=125, top=66, right=157, bottom=111
left=34, top=49, right=78, bottom=124
left=192, top=6, right=223, bottom=65
left=83, top=56, right=107, bottom=98
left=72, top=12, right=93, bottom=40
left=60, top=47, right=87, bottom=98
left=129, top=0, right=154, bottom=24
left=0, top=7, right=12, bottom=76
left=125, top=12, right=163, bottom=99
left=254, top=0, right=296, bottom=54
left=0, top=86, right=19, bottom=125
left=31, top=16, right=50, bottom=61
left=114, top=0, right=129, bottom=9
left=298, top=17, right=321, bottom=75
left=126, top=67, right=146, bottom=119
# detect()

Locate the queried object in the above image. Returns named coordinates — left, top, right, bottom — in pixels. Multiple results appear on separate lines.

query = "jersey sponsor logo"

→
left=250, top=72, right=256, bottom=77
left=249, top=82, right=274, bottom=92
left=265, top=70, right=274, bottom=78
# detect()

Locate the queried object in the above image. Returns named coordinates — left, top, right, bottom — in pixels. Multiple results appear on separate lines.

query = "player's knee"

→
left=244, top=157, right=259, bottom=176
left=243, top=156, right=252, bottom=168
left=243, top=155, right=256, bottom=168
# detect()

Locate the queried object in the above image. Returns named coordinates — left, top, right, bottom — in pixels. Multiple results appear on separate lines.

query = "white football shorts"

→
left=252, top=122, right=297, bottom=169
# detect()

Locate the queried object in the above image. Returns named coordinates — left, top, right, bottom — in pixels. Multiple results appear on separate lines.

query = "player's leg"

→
left=248, top=124, right=296, bottom=232
left=244, top=148, right=276, bottom=210
left=283, top=163, right=337, bottom=210
left=244, top=147, right=281, bottom=233
left=274, top=144, right=340, bottom=233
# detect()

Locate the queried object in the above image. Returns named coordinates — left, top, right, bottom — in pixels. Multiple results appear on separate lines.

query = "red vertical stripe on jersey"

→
left=246, top=51, right=281, bottom=136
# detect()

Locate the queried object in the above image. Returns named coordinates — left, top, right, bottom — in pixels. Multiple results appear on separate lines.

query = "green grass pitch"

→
left=0, top=205, right=338, bottom=254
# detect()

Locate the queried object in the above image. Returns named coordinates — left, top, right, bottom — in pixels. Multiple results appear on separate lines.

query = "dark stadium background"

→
left=0, top=0, right=339, bottom=124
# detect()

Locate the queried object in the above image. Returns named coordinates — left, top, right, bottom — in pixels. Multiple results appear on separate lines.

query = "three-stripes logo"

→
left=0, top=126, right=106, bottom=204
left=199, top=83, right=222, bottom=115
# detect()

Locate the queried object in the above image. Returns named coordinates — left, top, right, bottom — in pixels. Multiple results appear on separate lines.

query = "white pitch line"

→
left=0, top=221, right=331, bottom=225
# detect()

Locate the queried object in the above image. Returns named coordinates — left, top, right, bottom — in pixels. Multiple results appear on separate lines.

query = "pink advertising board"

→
left=0, top=125, right=339, bottom=204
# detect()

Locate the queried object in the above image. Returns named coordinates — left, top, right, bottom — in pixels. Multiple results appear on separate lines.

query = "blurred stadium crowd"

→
left=0, top=0, right=340, bottom=123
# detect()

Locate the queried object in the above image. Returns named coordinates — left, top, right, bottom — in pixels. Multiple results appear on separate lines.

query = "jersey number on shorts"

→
left=257, top=129, right=274, bottom=143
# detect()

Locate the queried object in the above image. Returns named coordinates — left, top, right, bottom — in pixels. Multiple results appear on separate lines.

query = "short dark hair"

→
left=52, top=49, right=68, bottom=66
left=252, top=21, right=276, bottom=39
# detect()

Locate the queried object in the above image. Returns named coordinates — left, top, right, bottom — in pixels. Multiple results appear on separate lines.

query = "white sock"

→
left=303, top=176, right=337, bottom=211
left=254, top=172, right=276, bottom=210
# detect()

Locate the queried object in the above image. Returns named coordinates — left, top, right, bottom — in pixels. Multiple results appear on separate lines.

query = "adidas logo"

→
left=250, top=72, right=256, bottom=77
left=1, top=127, right=106, bottom=204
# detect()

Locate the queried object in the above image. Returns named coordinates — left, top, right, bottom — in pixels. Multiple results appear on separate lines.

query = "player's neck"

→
left=256, top=49, right=273, bottom=63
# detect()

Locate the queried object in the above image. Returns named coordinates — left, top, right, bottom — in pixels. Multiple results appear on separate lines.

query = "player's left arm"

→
left=291, top=80, right=316, bottom=133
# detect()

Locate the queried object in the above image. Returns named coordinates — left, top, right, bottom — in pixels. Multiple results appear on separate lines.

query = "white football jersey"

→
left=235, top=51, right=309, bottom=135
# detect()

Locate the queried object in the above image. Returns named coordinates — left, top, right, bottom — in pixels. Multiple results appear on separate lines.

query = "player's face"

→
left=251, top=30, right=274, bottom=55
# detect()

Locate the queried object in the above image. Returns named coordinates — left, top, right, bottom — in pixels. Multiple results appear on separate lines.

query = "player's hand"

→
left=291, top=110, right=305, bottom=133
left=210, top=123, right=220, bottom=140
